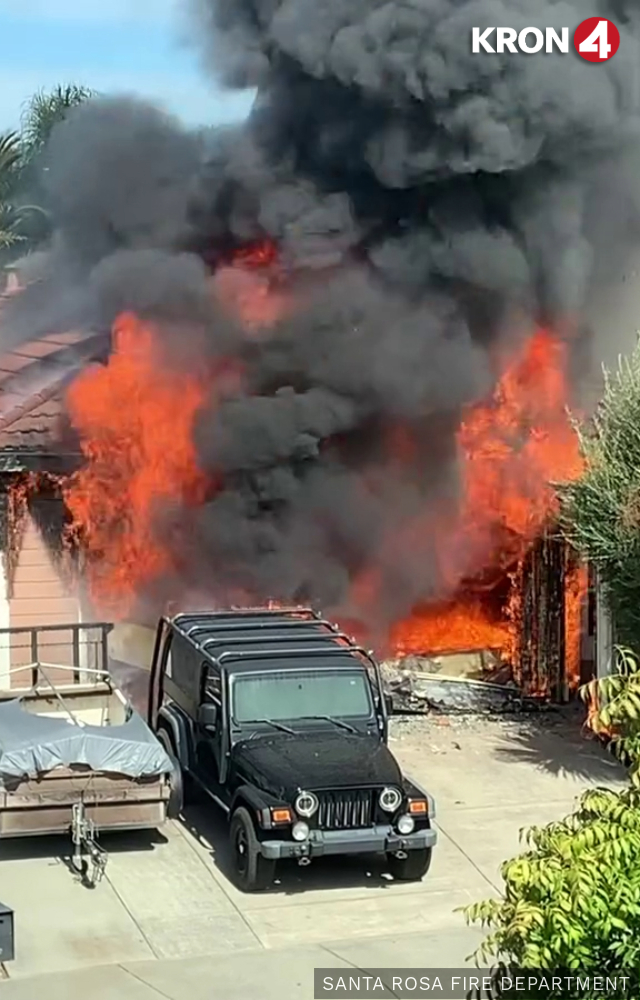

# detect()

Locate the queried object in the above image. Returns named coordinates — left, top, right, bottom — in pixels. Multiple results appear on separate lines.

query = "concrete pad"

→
left=0, top=964, right=163, bottom=1000
left=0, top=711, right=626, bottom=989
left=0, top=850, right=153, bottom=978
left=0, top=933, right=485, bottom=1000
left=397, top=728, right=623, bottom=815
left=125, top=946, right=342, bottom=1000
left=173, top=806, right=492, bottom=951
left=103, top=823, right=260, bottom=959
left=176, top=808, right=491, bottom=910
left=326, top=925, right=487, bottom=969
left=237, top=884, right=483, bottom=951
left=437, top=800, right=589, bottom=889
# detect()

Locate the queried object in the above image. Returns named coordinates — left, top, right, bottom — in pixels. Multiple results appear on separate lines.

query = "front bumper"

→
left=260, top=824, right=437, bottom=860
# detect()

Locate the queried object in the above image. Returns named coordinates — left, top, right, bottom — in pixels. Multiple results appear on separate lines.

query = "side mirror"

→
left=198, top=703, right=218, bottom=730
left=384, top=693, right=394, bottom=716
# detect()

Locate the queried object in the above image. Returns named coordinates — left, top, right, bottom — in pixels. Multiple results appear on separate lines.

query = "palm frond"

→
left=20, top=84, right=96, bottom=156
left=0, top=132, right=24, bottom=199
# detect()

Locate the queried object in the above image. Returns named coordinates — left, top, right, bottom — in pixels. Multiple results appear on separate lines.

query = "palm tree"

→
left=20, top=84, right=96, bottom=163
left=0, top=84, right=95, bottom=266
left=0, top=131, right=27, bottom=251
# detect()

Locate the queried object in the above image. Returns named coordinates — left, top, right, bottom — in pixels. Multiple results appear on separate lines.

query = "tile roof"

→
left=0, top=286, right=107, bottom=456
left=0, top=380, right=66, bottom=450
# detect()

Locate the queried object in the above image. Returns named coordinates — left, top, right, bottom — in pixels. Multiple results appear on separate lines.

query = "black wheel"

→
left=387, top=847, right=433, bottom=882
left=156, top=728, right=184, bottom=819
left=229, top=806, right=276, bottom=892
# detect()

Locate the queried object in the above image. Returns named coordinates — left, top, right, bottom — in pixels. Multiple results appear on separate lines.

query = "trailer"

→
left=0, top=622, right=177, bottom=886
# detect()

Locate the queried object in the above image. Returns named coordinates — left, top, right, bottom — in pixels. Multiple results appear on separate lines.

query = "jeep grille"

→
left=316, top=789, right=375, bottom=830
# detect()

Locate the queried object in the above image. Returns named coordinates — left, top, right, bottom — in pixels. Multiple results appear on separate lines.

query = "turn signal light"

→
left=408, top=799, right=428, bottom=816
left=271, top=807, right=293, bottom=824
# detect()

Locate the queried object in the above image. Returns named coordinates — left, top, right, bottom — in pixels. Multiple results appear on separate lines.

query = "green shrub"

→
left=581, top=647, right=640, bottom=784
left=558, top=343, right=640, bottom=647
left=462, top=786, right=640, bottom=994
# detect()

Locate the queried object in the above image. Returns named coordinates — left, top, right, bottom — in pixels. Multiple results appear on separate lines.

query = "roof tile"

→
left=0, top=328, right=105, bottom=454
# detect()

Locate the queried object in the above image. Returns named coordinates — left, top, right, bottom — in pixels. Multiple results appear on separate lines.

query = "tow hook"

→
left=298, top=856, right=311, bottom=866
left=394, top=850, right=408, bottom=860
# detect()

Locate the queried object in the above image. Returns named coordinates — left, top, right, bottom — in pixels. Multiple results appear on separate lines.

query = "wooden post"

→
left=515, top=529, right=566, bottom=701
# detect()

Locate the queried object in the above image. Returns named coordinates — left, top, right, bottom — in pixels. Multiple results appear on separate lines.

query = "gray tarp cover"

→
left=0, top=699, right=173, bottom=780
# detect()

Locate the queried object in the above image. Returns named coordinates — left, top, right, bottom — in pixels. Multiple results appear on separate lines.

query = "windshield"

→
left=232, top=669, right=373, bottom=723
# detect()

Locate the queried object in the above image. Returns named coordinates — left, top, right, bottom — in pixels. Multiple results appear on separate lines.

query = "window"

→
left=170, top=635, right=199, bottom=693
left=232, top=669, right=372, bottom=723
left=202, top=663, right=221, bottom=702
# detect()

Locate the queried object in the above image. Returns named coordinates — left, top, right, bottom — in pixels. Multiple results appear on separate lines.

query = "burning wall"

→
left=1, top=0, right=640, bottom=690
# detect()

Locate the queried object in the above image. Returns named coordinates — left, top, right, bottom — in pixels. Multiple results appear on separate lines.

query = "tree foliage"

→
left=462, top=785, right=640, bottom=995
left=557, top=342, right=640, bottom=645
left=0, top=84, right=94, bottom=267
left=20, top=84, right=96, bottom=164
left=0, top=131, right=27, bottom=250
left=582, top=646, right=640, bottom=781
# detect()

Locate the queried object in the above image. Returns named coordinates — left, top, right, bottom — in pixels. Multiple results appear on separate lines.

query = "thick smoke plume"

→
left=5, top=0, right=640, bottom=627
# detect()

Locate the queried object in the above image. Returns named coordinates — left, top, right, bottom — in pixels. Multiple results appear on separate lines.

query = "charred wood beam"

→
left=516, top=529, right=567, bottom=701
left=0, top=450, right=82, bottom=475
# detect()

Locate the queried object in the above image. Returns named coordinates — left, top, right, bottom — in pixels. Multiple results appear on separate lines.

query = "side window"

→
left=170, top=635, right=198, bottom=694
left=201, top=662, right=222, bottom=704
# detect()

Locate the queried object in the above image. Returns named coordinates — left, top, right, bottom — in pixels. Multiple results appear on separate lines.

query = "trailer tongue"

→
left=0, top=623, right=176, bottom=886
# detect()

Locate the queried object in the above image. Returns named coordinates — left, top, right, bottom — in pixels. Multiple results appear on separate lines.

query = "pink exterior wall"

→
left=8, top=514, right=80, bottom=686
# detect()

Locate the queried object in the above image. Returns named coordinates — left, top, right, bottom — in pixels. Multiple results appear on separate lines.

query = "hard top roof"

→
left=167, top=608, right=375, bottom=674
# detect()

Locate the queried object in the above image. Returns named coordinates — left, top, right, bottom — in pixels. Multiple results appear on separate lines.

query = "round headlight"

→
left=295, top=791, right=319, bottom=817
left=379, top=786, right=402, bottom=812
left=397, top=814, right=415, bottom=835
left=292, top=821, right=310, bottom=841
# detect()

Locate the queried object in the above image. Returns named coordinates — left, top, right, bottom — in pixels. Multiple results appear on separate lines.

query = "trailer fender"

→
left=156, top=705, right=194, bottom=771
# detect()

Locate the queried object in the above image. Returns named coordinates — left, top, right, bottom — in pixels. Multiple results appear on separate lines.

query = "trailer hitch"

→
left=70, top=801, right=108, bottom=888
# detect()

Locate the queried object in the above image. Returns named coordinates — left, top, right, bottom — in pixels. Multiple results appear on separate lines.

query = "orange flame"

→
left=391, top=330, right=583, bottom=662
left=213, top=239, right=290, bottom=334
left=64, top=313, right=211, bottom=616
left=66, top=305, right=585, bottom=689
left=565, top=561, right=589, bottom=692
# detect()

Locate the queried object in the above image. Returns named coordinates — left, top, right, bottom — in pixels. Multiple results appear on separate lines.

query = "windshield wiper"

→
left=302, top=715, right=357, bottom=734
left=245, top=718, right=296, bottom=735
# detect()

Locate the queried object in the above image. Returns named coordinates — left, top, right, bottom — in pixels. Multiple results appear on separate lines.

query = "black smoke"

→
left=5, top=0, right=640, bottom=629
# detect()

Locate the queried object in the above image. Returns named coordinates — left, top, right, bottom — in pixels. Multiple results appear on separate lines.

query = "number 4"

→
left=579, top=20, right=612, bottom=59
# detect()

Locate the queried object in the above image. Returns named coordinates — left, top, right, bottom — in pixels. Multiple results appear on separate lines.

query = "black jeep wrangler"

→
left=147, top=608, right=437, bottom=891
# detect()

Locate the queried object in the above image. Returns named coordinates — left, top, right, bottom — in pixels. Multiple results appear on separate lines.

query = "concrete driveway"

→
left=0, top=708, right=624, bottom=999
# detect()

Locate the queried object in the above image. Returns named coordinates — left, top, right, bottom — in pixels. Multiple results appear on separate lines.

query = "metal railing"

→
left=0, top=622, right=113, bottom=687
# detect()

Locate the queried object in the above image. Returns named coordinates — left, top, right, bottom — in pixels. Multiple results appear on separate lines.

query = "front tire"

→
left=230, top=806, right=276, bottom=892
left=387, top=847, right=432, bottom=881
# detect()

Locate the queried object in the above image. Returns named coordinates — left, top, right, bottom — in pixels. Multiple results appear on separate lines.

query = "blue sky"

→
left=0, top=0, right=254, bottom=132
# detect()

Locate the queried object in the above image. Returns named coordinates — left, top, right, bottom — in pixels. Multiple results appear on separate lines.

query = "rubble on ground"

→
left=381, top=655, right=540, bottom=714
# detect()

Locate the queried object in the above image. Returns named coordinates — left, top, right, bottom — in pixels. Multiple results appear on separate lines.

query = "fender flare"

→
left=156, top=704, right=194, bottom=771
left=230, top=785, right=274, bottom=826
left=403, top=774, right=436, bottom=821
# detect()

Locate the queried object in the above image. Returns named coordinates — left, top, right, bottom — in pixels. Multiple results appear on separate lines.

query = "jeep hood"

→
left=231, top=730, right=401, bottom=800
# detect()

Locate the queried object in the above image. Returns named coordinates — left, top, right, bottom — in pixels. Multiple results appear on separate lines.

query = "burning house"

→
left=0, top=0, right=637, bottom=697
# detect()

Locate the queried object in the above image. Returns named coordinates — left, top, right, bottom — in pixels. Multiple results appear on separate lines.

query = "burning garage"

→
left=0, top=0, right=637, bottom=699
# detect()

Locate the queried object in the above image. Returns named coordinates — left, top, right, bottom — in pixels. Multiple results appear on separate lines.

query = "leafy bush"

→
left=462, top=786, right=640, bottom=991
left=558, top=344, right=640, bottom=646
left=581, top=646, right=640, bottom=783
